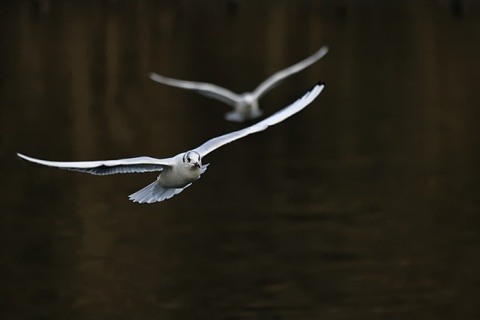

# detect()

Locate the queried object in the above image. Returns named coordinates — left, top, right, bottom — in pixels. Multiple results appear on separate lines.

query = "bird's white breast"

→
left=158, top=165, right=201, bottom=188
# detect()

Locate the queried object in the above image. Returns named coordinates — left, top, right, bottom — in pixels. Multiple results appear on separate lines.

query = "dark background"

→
left=1, top=1, right=480, bottom=319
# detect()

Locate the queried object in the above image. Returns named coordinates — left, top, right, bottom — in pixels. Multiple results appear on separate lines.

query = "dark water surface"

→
left=2, top=1, right=480, bottom=319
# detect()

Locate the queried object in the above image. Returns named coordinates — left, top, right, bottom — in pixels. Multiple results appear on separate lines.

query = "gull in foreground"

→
left=150, top=46, right=328, bottom=122
left=17, top=83, right=324, bottom=203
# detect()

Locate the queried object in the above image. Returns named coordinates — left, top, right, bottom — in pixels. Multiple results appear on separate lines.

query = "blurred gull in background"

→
left=150, top=46, right=328, bottom=122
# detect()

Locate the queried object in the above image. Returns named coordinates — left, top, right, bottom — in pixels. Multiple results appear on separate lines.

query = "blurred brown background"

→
left=1, top=0, right=480, bottom=319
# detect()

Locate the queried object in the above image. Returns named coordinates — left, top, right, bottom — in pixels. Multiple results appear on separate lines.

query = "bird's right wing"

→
left=149, top=72, right=241, bottom=107
left=252, top=46, right=329, bottom=100
left=194, top=82, right=325, bottom=157
left=17, top=153, right=176, bottom=176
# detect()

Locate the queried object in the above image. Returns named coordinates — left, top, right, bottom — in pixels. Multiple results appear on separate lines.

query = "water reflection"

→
left=2, top=1, right=480, bottom=319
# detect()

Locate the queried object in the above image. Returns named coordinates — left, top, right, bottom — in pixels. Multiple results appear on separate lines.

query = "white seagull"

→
left=150, top=46, right=328, bottom=122
left=17, top=83, right=324, bottom=204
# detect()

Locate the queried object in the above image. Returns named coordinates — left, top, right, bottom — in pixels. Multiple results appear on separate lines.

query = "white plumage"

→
left=150, top=46, right=328, bottom=122
left=18, top=82, right=325, bottom=203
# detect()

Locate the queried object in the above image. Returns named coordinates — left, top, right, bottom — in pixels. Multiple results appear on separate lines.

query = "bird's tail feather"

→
left=128, top=180, right=191, bottom=204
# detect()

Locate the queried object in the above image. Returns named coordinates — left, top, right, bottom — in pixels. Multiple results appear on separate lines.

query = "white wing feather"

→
left=17, top=153, right=176, bottom=175
left=252, top=46, right=329, bottom=100
left=194, top=82, right=325, bottom=157
left=149, top=72, right=241, bottom=107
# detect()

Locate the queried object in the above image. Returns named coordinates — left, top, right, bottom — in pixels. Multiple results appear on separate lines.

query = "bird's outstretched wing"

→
left=252, top=46, right=329, bottom=100
left=17, top=153, right=176, bottom=175
left=149, top=72, right=241, bottom=107
left=194, top=82, right=325, bottom=157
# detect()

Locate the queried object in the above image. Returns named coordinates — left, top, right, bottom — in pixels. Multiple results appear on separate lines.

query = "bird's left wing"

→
left=252, top=46, right=329, bottom=100
left=149, top=72, right=241, bottom=107
left=194, top=82, right=325, bottom=157
left=17, top=153, right=176, bottom=175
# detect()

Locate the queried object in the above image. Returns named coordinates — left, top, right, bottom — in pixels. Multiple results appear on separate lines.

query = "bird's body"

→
left=156, top=153, right=202, bottom=188
left=158, top=163, right=199, bottom=188
left=224, top=93, right=261, bottom=122
left=128, top=157, right=209, bottom=203
left=18, top=83, right=325, bottom=203
left=150, top=46, right=328, bottom=122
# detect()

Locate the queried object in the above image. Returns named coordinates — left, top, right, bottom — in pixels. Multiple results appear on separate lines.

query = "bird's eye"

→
left=187, top=157, right=191, bottom=162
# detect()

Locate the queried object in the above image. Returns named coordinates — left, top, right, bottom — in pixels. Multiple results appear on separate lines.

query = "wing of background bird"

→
left=194, top=82, right=325, bottom=157
left=149, top=72, right=241, bottom=107
left=17, top=153, right=176, bottom=175
left=251, top=46, right=329, bottom=100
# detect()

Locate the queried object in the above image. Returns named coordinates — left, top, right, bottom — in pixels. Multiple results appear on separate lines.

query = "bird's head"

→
left=183, top=151, right=202, bottom=169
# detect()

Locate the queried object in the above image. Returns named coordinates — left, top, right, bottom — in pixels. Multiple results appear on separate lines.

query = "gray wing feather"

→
left=252, top=46, right=329, bottom=99
left=17, top=153, right=175, bottom=176
left=149, top=72, right=241, bottom=107
left=67, top=164, right=166, bottom=175
left=194, top=82, right=325, bottom=157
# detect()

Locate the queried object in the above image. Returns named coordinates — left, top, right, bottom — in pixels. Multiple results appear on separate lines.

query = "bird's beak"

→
left=194, top=162, right=201, bottom=168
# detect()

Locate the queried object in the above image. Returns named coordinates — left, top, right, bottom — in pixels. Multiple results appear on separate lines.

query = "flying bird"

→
left=17, top=83, right=325, bottom=204
left=150, top=46, right=328, bottom=122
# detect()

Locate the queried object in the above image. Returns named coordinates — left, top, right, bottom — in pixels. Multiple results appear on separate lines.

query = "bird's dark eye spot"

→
left=187, top=157, right=191, bottom=162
